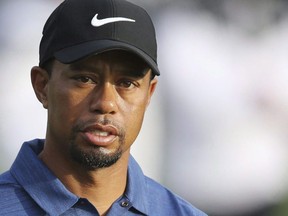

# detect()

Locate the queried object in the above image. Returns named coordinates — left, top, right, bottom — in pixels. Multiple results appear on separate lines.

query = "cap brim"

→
left=54, top=40, right=160, bottom=76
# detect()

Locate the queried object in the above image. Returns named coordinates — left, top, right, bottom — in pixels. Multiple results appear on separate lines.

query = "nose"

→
left=89, top=82, right=118, bottom=114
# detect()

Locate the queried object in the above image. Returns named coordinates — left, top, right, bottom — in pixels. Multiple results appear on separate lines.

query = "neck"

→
left=39, top=145, right=130, bottom=216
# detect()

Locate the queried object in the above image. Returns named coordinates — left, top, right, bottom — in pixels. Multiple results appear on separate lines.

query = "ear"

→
left=146, top=77, right=158, bottom=109
left=31, top=66, right=49, bottom=109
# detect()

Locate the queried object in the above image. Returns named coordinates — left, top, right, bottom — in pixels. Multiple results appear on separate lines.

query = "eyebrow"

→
left=68, top=61, right=149, bottom=78
left=68, top=62, right=99, bottom=73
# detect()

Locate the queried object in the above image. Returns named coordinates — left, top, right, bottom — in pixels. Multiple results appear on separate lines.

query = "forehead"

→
left=68, top=50, right=150, bottom=76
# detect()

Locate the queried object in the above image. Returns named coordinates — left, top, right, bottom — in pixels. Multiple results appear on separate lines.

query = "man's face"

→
left=41, top=51, right=157, bottom=169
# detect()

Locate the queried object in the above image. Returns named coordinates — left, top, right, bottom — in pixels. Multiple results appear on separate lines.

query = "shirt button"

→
left=120, top=201, right=130, bottom=207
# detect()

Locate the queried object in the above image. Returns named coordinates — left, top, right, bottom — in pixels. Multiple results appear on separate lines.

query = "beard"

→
left=69, top=119, right=125, bottom=170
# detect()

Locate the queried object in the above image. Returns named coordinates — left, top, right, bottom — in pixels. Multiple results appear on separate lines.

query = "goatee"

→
left=69, top=119, right=125, bottom=170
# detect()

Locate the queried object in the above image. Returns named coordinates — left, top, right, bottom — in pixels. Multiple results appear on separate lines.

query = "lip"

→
left=80, top=124, right=118, bottom=147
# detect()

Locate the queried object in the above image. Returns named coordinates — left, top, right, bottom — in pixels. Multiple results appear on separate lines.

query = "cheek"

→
left=120, top=94, right=149, bottom=145
left=47, top=86, right=87, bottom=134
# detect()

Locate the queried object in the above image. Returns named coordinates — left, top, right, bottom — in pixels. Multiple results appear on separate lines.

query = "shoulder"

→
left=0, top=171, right=44, bottom=215
left=128, top=156, right=207, bottom=215
left=0, top=171, right=20, bottom=191
left=144, top=176, right=207, bottom=216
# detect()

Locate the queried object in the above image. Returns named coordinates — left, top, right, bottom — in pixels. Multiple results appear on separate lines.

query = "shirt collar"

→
left=125, top=156, right=149, bottom=215
left=10, top=139, right=78, bottom=215
left=10, top=139, right=150, bottom=215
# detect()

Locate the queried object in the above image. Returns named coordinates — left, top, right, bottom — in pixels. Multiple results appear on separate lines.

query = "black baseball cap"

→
left=39, top=0, right=160, bottom=76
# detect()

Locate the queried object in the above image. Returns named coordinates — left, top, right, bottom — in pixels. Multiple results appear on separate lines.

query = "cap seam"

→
left=53, top=1, right=67, bottom=60
left=40, top=1, right=68, bottom=66
left=111, top=0, right=117, bottom=39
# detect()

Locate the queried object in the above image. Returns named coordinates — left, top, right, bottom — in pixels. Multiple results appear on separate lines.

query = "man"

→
left=0, top=0, right=207, bottom=215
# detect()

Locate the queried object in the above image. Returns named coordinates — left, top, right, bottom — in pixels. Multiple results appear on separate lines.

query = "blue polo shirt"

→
left=0, top=139, right=207, bottom=215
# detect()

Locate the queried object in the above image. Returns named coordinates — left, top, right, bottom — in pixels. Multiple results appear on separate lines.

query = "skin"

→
left=30, top=51, right=157, bottom=215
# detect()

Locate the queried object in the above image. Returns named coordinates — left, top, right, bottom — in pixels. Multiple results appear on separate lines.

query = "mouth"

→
left=90, top=129, right=110, bottom=137
left=80, top=124, right=119, bottom=147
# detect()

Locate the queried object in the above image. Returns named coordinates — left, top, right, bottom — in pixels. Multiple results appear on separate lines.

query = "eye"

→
left=74, top=76, right=95, bottom=84
left=117, top=79, right=137, bottom=89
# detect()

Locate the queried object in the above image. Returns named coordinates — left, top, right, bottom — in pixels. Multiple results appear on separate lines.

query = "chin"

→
left=70, top=143, right=123, bottom=170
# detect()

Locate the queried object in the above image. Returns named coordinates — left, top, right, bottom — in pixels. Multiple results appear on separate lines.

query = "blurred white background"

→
left=1, top=0, right=288, bottom=215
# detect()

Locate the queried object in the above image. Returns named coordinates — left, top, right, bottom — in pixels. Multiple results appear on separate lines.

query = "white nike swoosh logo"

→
left=91, top=14, right=135, bottom=27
